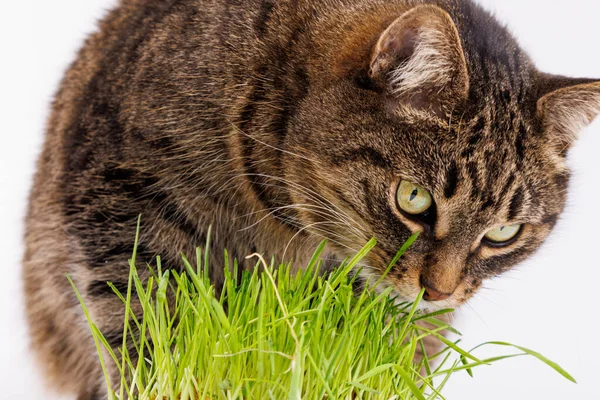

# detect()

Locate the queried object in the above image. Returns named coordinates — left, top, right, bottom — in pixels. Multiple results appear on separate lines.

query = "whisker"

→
left=227, top=120, right=322, bottom=165
left=215, top=172, right=369, bottom=242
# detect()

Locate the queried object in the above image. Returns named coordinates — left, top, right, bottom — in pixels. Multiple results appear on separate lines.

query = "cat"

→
left=24, top=0, right=600, bottom=398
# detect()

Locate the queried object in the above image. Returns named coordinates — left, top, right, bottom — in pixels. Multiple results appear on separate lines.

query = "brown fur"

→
left=24, top=0, right=600, bottom=398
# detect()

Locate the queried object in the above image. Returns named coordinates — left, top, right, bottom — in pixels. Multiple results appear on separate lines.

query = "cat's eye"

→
left=483, top=224, right=522, bottom=246
left=396, top=180, right=432, bottom=215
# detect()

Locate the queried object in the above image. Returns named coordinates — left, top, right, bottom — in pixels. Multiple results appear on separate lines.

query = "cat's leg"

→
left=81, top=284, right=149, bottom=400
left=23, top=220, right=104, bottom=398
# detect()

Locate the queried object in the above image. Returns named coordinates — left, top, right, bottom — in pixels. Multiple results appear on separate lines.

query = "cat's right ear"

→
left=370, top=5, right=469, bottom=114
left=536, top=75, right=600, bottom=154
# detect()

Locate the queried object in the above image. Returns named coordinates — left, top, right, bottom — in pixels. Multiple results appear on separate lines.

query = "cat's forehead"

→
left=398, top=103, right=533, bottom=167
left=385, top=104, right=562, bottom=224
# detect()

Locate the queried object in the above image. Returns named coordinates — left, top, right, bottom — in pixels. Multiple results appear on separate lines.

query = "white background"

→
left=1, top=1, right=599, bottom=399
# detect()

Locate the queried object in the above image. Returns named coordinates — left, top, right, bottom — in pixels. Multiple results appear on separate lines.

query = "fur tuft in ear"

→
left=537, top=77, right=600, bottom=154
left=370, top=5, right=469, bottom=112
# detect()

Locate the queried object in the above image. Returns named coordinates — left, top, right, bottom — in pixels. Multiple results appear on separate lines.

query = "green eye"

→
left=396, top=180, right=433, bottom=215
left=484, top=224, right=522, bottom=245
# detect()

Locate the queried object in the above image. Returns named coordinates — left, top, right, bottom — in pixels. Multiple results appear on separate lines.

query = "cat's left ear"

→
left=370, top=5, right=469, bottom=114
left=537, top=75, right=600, bottom=154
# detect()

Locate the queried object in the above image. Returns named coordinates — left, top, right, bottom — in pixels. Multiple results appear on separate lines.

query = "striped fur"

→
left=24, top=0, right=599, bottom=397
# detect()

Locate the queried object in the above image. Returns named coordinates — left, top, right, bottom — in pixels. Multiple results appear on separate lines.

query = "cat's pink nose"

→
left=421, top=278, right=453, bottom=302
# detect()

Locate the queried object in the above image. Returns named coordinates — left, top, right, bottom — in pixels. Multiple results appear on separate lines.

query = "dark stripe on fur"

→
left=498, top=173, right=515, bottom=204
left=254, top=0, right=275, bottom=38
left=104, top=166, right=206, bottom=243
left=480, top=196, right=494, bottom=211
left=553, top=171, right=570, bottom=191
left=444, top=162, right=459, bottom=198
left=472, top=117, right=486, bottom=136
left=515, top=124, right=526, bottom=165
left=239, top=66, right=270, bottom=207
left=270, top=66, right=310, bottom=141
left=508, top=186, right=523, bottom=221
left=541, top=213, right=559, bottom=226
left=87, top=280, right=130, bottom=298
left=466, top=161, right=480, bottom=200
left=88, top=242, right=151, bottom=269
left=150, top=191, right=207, bottom=247
left=102, top=329, right=124, bottom=349
left=461, top=120, right=483, bottom=159
left=333, top=146, right=389, bottom=168
left=483, top=242, right=534, bottom=275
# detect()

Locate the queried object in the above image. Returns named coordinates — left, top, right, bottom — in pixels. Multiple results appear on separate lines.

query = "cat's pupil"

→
left=500, top=226, right=505, bottom=231
left=410, top=188, right=418, bottom=202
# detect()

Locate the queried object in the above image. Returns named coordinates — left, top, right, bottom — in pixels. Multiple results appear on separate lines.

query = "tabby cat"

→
left=24, top=0, right=600, bottom=398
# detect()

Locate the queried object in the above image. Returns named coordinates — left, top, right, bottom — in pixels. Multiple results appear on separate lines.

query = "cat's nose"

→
left=420, top=277, right=453, bottom=302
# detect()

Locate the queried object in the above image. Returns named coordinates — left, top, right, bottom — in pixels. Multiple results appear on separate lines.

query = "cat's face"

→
left=287, top=82, right=565, bottom=309
left=283, top=4, right=600, bottom=309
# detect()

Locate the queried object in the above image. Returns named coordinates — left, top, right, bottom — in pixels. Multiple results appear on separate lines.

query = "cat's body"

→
left=24, top=0, right=600, bottom=398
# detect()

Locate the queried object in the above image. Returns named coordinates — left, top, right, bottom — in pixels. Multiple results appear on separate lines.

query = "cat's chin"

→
left=413, top=297, right=458, bottom=312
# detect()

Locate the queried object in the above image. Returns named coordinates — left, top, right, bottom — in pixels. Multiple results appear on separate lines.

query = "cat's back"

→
left=22, top=0, right=241, bottom=395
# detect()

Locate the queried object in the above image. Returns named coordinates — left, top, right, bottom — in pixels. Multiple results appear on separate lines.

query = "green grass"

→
left=69, top=226, right=575, bottom=399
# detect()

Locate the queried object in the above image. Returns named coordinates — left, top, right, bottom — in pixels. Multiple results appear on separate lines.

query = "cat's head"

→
left=284, top=3, right=600, bottom=309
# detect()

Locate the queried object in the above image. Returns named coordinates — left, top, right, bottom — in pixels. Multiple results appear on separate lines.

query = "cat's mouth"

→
left=393, top=289, right=458, bottom=312
left=354, top=265, right=460, bottom=312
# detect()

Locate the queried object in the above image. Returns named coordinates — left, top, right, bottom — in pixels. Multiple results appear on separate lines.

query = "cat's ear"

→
left=537, top=75, right=600, bottom=154
left=370, top=5, right=469, bottom=113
